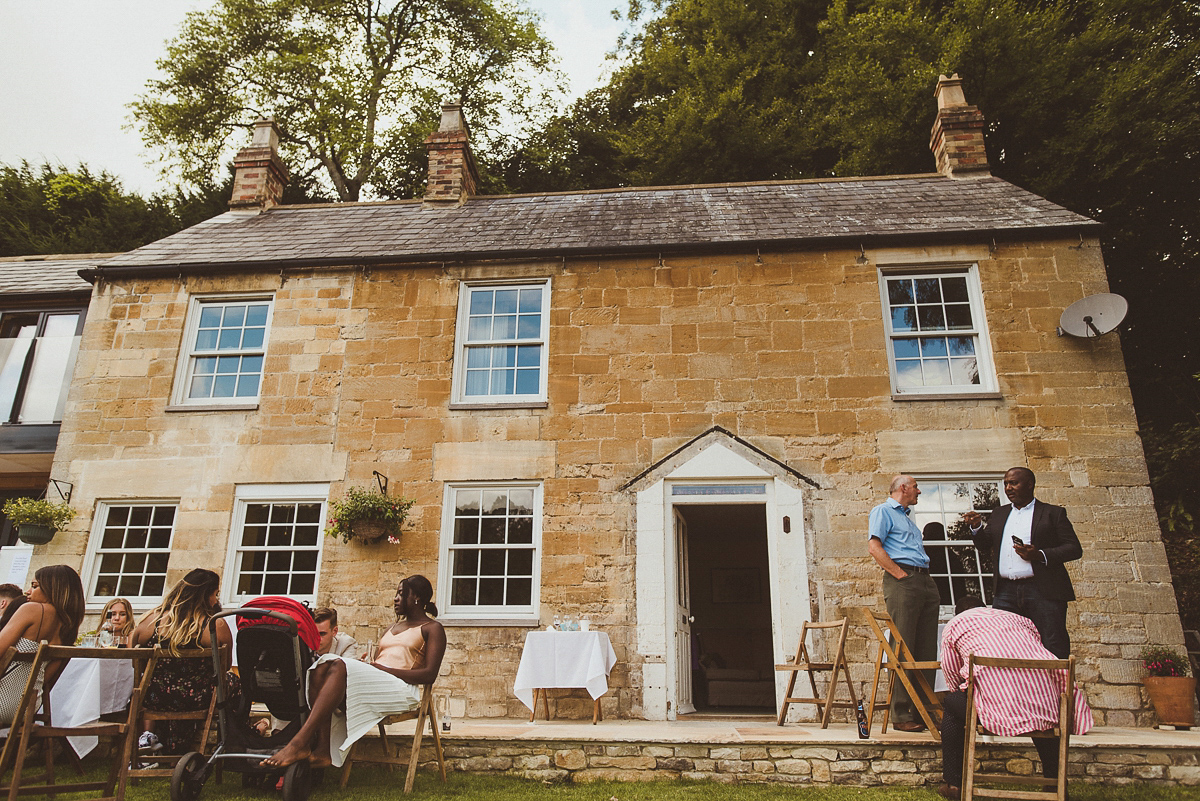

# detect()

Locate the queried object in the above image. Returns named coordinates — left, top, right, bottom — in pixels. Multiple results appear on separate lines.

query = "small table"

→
left=50, top=656, right=135, bottom=757
left=513, top=630, right=616, bottom=724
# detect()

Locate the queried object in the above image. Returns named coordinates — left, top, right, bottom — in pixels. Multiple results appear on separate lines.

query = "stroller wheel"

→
left=170, top=752, right=207, bottom=801
left=281, top=761, right=311, bottom=801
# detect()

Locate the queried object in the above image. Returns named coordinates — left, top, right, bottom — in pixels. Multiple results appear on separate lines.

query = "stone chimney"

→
left=229, top=118, right=289, bottom=211
left=423, top=101, right=479, bottom=205
left=929, top=74, right=990, bottom=178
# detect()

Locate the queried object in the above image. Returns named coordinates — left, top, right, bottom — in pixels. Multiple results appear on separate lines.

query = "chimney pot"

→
left=930, top=74, right=990, bottom=178
left=423, top=100, right=479, bottom=205
left=229, top=117, right=289, bottom=211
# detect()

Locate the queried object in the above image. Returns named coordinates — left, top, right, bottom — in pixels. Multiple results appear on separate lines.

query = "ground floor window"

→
left=84, top=502, right=176, bottom=605
left=225, top=484, right=327, bottom=605
left=438, top=482, right=541, bottom=619
left=912, top=477, right=1003, bottom=609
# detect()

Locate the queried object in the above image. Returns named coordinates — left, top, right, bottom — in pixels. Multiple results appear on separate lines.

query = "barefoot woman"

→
left=264, top=575, right=446, bottom=768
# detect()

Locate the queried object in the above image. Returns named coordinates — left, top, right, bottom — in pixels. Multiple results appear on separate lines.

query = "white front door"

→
left=674, top=508, right=695, bottom=715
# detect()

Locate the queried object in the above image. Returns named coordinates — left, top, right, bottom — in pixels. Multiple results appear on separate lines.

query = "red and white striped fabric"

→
left=941, top=607, right=1093, bottom=737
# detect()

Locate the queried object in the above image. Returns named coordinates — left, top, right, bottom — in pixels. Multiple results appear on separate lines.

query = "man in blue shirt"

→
left=868, top=474, right=941, bottom=732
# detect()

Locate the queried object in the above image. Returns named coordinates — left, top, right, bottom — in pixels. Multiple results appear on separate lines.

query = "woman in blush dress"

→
left=262, top=575, right=446, bottom=768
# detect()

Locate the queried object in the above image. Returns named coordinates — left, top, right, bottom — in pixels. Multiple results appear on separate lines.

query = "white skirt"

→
left=308, top=654, right=422, bottom=767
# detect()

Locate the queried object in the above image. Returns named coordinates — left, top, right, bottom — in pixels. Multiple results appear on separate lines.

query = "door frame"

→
left=632, top=438, right=810, bottom=721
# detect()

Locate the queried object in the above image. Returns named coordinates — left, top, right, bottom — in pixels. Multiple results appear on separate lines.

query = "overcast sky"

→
left=0, top=1, right=627, bottom=195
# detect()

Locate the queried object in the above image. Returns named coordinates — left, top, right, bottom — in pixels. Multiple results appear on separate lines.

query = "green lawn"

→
left=25, top=757, right=1200, bottom=801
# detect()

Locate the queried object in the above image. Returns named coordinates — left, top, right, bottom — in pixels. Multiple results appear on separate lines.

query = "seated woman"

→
left=100, top=597, right=135, bottom=646
left=0, top=565, right=85, bottom=725
left=132, top=568, right=233, bottom=752
left=263, top=575, right=446, bottom=769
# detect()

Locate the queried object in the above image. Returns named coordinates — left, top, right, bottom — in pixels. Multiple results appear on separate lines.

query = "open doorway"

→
left=676, top=503, right=774, bottom=713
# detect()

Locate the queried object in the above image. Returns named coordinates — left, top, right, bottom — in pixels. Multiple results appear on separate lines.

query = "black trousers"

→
left=941, top=691, right=1063, bottom=789
left=994, top=578, right=1071, bottom=659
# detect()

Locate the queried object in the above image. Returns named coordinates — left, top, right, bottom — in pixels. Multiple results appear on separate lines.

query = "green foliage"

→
left=1141, top=645, right=1192, bottom=678
left=325, top=488, right=414, bottom=544
left=132, top=0, right=560, bottom=201
left=0, top=162, right=180, bottom=256
left=1, top=497, right=75, bottom=530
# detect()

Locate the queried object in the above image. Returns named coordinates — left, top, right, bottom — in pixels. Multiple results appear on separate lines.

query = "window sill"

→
left=891, top=392, right=1002, bottom=402
left=165, top=402, right=260, bottom=412
left=439, top=616, right=541, bottom=627
left=448, top=401, right=548, bottom=411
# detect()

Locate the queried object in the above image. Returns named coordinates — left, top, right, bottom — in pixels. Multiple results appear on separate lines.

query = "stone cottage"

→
left=39, top=75, right=1178, bottom=725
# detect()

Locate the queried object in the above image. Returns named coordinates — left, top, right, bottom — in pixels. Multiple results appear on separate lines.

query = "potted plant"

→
left=2, top=497, right=76, bottom=545
left=1140, top=645, right=1196, bottom=728
left=325, top=487, right=414, bottom=545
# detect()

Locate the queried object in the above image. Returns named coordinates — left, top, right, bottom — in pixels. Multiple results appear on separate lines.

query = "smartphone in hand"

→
left=1011, top=535, right=1024, bottom=546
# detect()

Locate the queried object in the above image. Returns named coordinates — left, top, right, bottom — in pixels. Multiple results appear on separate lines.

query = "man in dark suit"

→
left=961, top=467, right=1082, bottom=658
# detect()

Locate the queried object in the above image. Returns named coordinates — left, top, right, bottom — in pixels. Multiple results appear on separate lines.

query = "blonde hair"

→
left=143, top=569, right=220, bottom=656
left=100, top=597, right=135, bottom=637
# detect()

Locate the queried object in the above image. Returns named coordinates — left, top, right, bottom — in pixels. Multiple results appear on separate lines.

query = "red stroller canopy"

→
left=236, top=596, right=320, bottom=652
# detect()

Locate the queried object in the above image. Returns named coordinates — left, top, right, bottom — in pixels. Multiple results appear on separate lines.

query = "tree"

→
left=0, top=162, right=180, bottom=256
left=132, top=0, right=559, bottom=202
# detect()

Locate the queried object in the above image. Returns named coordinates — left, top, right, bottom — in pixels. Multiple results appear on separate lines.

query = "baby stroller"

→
left=170, top=597, right=320, bottom=801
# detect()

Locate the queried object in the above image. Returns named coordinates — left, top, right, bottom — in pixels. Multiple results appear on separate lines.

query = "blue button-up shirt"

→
left=868, top=497, right=929, bottom=568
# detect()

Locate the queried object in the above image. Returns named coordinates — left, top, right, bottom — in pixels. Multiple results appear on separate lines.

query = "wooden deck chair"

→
left=775, top=618, right=856, bottom=727
left=0, top=644, right=157, bottom=801
left=339, top=684, right=447, bottom=794
left=127, top=649, right=217, bottom=781
left=864, top=609, right=942, bottom=738
left=963, top=655, right=1075, bottom=801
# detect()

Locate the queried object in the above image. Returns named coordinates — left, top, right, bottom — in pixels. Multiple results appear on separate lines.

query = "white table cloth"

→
left=50, top=656, right=135, bottom=757
left=513, top=630, right=616, bottom=711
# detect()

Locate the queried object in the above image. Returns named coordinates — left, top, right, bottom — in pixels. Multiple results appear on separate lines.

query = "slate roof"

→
left=0, top=255, right=107, bottom=295
left=97, top=174, right=1097, bottom=274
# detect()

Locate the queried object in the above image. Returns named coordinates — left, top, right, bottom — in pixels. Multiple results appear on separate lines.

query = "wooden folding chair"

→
left=339, top=684, right=447, bottom=793
left=0, top=644, right=158, bottom=801
left=864, top=608, right=942, bottom=738
left=963, top=655, right=1074, bottom=801
left=127, top=649, right=217, bottom=781
left=775, top=618, right=856, bottom=727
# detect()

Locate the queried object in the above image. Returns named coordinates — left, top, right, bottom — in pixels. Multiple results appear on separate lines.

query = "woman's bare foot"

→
left=307, top=752, right=333, bottom=769
left=260, top=742, right=311, bottom=768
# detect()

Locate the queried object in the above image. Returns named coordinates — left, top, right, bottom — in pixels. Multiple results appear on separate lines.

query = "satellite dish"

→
left=1057, top=293, right=1128, bottom=338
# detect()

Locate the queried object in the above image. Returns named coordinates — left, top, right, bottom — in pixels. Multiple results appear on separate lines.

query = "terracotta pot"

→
left=17, top=524, right=55, bottom=545
left=349, top=519, right=392, bottom=544
left=1144, top=676, right=1197, bottom=727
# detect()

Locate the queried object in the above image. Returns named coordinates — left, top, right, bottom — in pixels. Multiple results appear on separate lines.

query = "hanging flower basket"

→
left=3, top=497, right=75, bottom=546
left=325, top=487, right=414, bottom=545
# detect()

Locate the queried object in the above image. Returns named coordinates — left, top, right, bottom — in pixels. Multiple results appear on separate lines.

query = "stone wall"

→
left=411, top=738, right=1200, bottom=786
left=45, top=234, right=1178, bottom=724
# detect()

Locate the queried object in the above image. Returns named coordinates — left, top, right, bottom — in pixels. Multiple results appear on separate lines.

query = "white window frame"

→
left=878, top=265, right=997, bottom=397
left=172, top=294, right=274, bottom=407
left=81, top=500, right=178, bottom=610
left=911, top=474, right=1004, bottom=612
left=436, top=481, right=543, bottom=622
left=450, top=280, right=550, bottom=406
left=223, top=483, right=328, bottom=606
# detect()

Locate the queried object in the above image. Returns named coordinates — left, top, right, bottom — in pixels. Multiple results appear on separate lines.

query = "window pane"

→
left=508, top=517, right=533, bottom=544
left=218, top=328, right=242, bottom=349
left=469, top=290, right=493, bottom=315
left=480, top=550, right=506, bottom=576
left=892, top=338, right=920, bottom=358
left=941, top=277, right=969, bottom=302
left=516, top=345, right=540, bottom=367
left=480, top=518, right=505, bottom=544
left=895, top=360, right=922, bottom=388
left=195, top=329, right=218, bottom=350
left=236, top=373, right=260, bottom=397
left=223, top=305, right=246, bottom=327
left=198, top=306, right=222, bottom=327
left=922, top=359, right=951, bottom=385
left=468, top=317, right=491, bottom=341
left=887, top=279, right=914, bottom=305
left=515, top=369, right=539, bottom=395
left=212, top=374, right=237, bottom=397
left=478, top=578, right=504, bottom=605
left=950, top=357, right=979, bottom=385
left=920, top=338, right=948, bottom=357
left=454, top=518, right=480, bottom=544
left=915, top=278, right=942, bottom=303
left=517, top=314, right=540, bottom=338
left=891, top=307, right=917, bottom=332
left=242, top=327, right=265, bottom=348
left=518, top=287, right=542, bottom=312
left=945, top=304, right=974, bottom=330
left=507, top=578, right=532, bottom=606
left=492, top=315, right=516, bottom=339
left=452, top=577, right=477, bottom=605
left=453, top=550, right=479, bottom=576
left=509, top=548, right=533, bottom=575
left=917, top=305, right=946, bottom=330
left=493, top=290, right=518, bottom=315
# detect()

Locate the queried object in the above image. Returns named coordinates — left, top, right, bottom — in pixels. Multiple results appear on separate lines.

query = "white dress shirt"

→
left=998, top=500, right=1036, bottom=579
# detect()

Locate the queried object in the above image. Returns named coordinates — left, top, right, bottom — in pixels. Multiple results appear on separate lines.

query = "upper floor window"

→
left=912, top=477, right=1003, bottom=610
left=224, top=483, right=327, bottom=606
left=173, top=296, right=273, bottom=406
left=0, top=309, right=84, bottom=424
left=438, top=483, right=541, bottom=619
left=83, top=502, right=176, bottom=607
left=452, top=281, right=548, bottom=405
left=879, top=267, right=996, bottom=396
